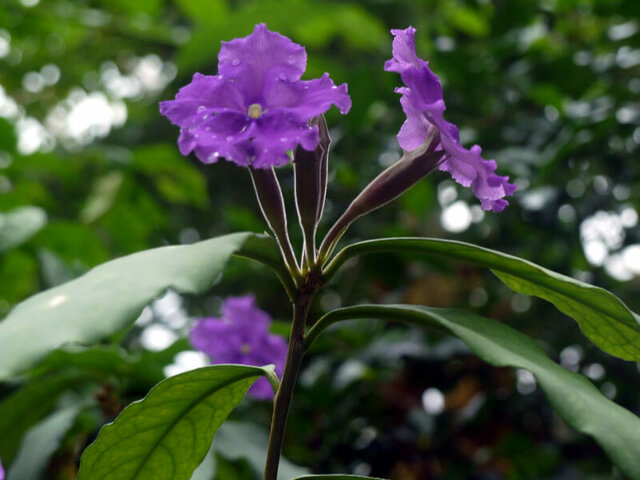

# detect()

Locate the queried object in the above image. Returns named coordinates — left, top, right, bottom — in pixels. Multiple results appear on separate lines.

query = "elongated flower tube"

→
left=318, top=141, right=444, bottom=262
left=385, top=27, right=516, bottom=212
left=294, top=116, right=330, bottom=267
left=160, top=24, right=351, bottom=169
left=249, top=167, right=300, bottom=279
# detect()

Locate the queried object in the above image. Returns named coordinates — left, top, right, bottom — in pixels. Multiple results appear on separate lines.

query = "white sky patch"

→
left=441, top=200, right=472, bottom=233
left=140, top=324, right=177, bottom=351
left=164, top=350, right=210, bottom=378
left=422, top=387, right=445, bottom=414
left=101, top=54, right=176, bottom=100
left=46, top=89, right=127, bottom=148
left=0, top=29, right=10, bottom=58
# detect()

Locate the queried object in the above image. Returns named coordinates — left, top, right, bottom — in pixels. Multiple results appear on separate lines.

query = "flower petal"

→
left=387, top=26, right=516, bottom=211
left=159, top=73, right=245, bottom=128
left=384, top=27, right=429, bottom=74
left=218, top=23, right=306, bottom=101
left=263, top=73, right=352, bottom=119
left=189, top=319, right=243, bottom=364
left=251, top=111, right=319, bottom=169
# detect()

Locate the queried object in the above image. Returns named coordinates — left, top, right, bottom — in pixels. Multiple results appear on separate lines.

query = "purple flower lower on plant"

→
left=190, top=295, right=287, bottom=399
left=160, top=23, right=351, bottom=169
left=385, top=27, right=516, bottom=212
left=0, top=458, right=3, bottom=480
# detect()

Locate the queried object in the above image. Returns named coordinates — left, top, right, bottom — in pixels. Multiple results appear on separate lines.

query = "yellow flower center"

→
left=247, top=103, right=263, bottom=119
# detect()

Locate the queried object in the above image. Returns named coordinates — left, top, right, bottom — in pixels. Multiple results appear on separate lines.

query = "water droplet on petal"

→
left=231, top=58, right=241, bottom=66
left=207, top=151, right=220, bottom=162
left=280, top=137, right=288, bottom=142
left=202, top=114, right=209, bottom=120
left=287, top=54, right=296, bottom=64
left=197, top=105, right=206, bottom=112
left=226, top=135, right=234, bottom=141
left=279, top=73, right=287, bottom=80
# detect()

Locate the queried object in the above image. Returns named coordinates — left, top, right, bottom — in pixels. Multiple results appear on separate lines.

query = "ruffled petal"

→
left=251, top=111, right=319, bottom=169
left=159, top=73, right=245, bottom=128
left=387, top=26, right=516, bottom=211
left=263, top=73, right=351, bottom=119
left=218, top=23, right=306, bottom=101
left=384, top=27, right=429, bottom=73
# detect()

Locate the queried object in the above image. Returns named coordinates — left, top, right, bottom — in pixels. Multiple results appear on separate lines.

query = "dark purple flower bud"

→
left=294, top=116, right=330, bottom=265
left=319, top=142, right=443, bottom=260
left=159, top=24, right=351, bottom=169
left=385, top=27, right=516, bottom=212
left=249, top=167, right=299, bottom=276
left=190, top=295, right=287, bottom=400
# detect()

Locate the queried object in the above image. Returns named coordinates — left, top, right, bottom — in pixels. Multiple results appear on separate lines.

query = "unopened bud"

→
left=294, top=116, right=331, bottom=266
left=319, top=140, right=444, bottom=262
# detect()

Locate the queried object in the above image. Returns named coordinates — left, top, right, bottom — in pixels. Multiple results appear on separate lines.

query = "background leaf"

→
left=7, top=401, right=87, bottom=480
left=0, top=232, right=251, bottom=379
left=325, top=238, right=640, bottom=362
left=0, top=206, right=47, bottom=252
left=0, top=374, right=84, bottom=464
left=78, top=364, right=270, bottom=480
left=308, top=304, right=640, bottom=479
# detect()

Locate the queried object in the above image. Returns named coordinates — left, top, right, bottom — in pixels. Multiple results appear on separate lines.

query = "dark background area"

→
left=1, top=0, right=639, bottom=478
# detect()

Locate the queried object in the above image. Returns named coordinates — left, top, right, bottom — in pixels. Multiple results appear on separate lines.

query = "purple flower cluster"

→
left=385, top=27, right=516, bottom=212
left=190, top=295, right=287, bottom=400
left=160, top=24, right=351, bottom=169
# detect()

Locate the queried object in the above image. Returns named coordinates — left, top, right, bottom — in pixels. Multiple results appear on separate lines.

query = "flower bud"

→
left=249, top=167, right=300, bottom=276
left=294, top=116, right=330, bottom=265
left=319, top=142, right=443, bottom=262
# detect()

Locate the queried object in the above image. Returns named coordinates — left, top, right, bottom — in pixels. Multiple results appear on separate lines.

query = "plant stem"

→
left=264, top=292, right=314, bottom=480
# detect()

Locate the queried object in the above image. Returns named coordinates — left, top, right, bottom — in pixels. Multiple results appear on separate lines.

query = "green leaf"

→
left=78, top=365, right=271, bottom=480
left=324, top=238, right=640, bottom=362
left=7, top=402, right=86, bottom=480
left=0, top=206, right=47, bottom=252
left=307, top=305, right=640, bottom=480
left=0, top=232, right=252, bottom=380
left=0, top=374, right=83, bottom=463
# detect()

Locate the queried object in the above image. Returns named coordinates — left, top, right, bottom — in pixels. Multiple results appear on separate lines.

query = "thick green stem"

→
left=264, top=293, right=314, bottom=480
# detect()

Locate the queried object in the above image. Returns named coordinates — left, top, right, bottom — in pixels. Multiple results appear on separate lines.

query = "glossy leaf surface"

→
left=324, top=238, right=640, bottom=362
left=78, top=365, right=271, bottom=480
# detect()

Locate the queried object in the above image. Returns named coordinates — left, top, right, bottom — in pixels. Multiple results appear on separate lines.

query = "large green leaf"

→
left=0, top=206, right=47, bottom=252
left=0, top=232, right=251, bottom=380
left=78, top=364, right=273, bottom=480
left=306, top=305, right=640, bottom=479
left=323, top=238, right=640, bottom=362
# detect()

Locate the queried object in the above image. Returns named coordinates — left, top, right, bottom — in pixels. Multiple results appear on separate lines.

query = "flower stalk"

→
left=264, top=284, right=318, bottom=480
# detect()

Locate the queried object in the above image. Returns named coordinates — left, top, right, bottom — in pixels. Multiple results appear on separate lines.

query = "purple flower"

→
left=0, top=458, right=4, bottom=480
left=385, top=27, right=516, bottom=212
left=160, top=24, right=351, bottom=169
left=190, top=295, right=287, bottom=399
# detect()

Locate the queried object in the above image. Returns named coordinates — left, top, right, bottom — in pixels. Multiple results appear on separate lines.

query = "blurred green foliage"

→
left=1, top=0, right=639, bottom=478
